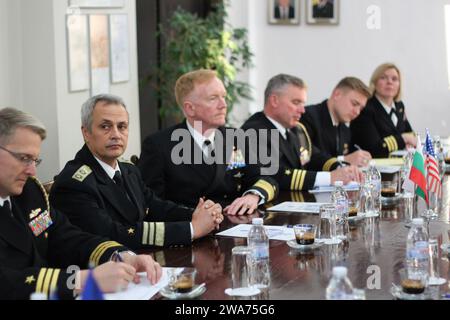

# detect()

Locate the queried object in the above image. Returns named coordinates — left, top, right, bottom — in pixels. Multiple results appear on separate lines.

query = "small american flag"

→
left=425, top=130, right=442, bottom=198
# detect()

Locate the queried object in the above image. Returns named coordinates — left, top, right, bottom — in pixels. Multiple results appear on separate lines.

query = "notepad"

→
left=373, top=158, right=404, bottom=166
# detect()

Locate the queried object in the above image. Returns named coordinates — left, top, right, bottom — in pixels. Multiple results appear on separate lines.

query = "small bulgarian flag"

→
left=408, top=137, right=428, bottom=204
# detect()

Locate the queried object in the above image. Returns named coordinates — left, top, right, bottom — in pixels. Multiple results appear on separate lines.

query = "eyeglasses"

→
left=0, top=145, right=42, bottom=167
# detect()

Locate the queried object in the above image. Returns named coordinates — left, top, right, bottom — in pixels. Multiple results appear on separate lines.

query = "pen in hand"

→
left=354, top=144, right=362, bottom=151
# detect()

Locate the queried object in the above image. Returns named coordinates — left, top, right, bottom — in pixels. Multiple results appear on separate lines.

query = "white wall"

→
left=228, top=0, right=450, bottom=136
left=0, top=0, right=140, bottom=182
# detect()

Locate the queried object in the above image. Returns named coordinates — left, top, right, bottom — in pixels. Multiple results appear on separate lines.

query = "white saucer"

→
left=390, top=284, right=429, bottom=300
left=286, top=239, right=325, bottom=250
left=348, top=213, right=365, bottom=222
left=440, top=243, right=450, bottom=255
left=224, top=287, right=260, bottom=297
left=159, top=284, right=206, bottom=299
left=381, top=193, right=401, bottom=204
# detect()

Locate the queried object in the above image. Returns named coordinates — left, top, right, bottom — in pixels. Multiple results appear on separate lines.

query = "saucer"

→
left=440, top=244, right=450, bottom=257
left=159, top=284, right=206, bottom=299
left=224, top=287, right=260, bottom=297
left=286, top=239, right=324, bottom=250
left=348, top=213, right=365, bottom=222
left=390, top=284, right=429, bottom=300
left=381, top=193, right=401, bottom=204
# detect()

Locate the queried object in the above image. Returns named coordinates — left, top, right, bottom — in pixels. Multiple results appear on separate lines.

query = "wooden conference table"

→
left=148, top=174, right=450, bottom=300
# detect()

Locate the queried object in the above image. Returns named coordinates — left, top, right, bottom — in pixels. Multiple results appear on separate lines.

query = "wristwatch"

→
left=110, top=250, right=136, bottom=262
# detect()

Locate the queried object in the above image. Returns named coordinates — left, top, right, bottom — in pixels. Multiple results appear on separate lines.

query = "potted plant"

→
left=149, top=1, right=253, bottom=123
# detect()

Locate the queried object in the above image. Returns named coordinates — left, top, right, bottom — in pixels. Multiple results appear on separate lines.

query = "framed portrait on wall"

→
left=69, top=0, right=124, bottom=8
left=66, top=14, right=89, bottom=92
left=306, top=0, right=339, bottom=25
left=268, top=0, right=300, bottom=25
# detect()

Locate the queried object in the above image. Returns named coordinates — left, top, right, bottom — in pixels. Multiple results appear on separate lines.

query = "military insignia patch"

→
left=72, top=165, right=92, bottom=182
left=28, top=210, right=53, bottom=237
left=25, top=275, right=35, bottom=284
left=29, top=208, right=42, bottom=219
left=299, top=147, right=310, bottom=166
left=227, top=148, right=246, bottom=171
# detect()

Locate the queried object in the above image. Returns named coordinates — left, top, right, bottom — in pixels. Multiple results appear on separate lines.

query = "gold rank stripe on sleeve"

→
left=290, top=191, right=304, bottom=202
left=142, top=222, right=165, bottom=246
left=323, top=158, right=338, bottom=171
left=36, top=268, right=60, bottom=297
left=383, top=135, right=398, bottom=152
left=89, top=241, right=122, bottom=266
left=290, top=169, right=306, bottom=191
left=253, top=179, right=275, bottom=201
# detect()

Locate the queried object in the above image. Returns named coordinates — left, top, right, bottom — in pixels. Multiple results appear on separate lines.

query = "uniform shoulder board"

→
left=118, top=158, right=134, bottom=165
left=29, top=176, right=50, bottom=213
left=72, top=165, right=92, bottom=182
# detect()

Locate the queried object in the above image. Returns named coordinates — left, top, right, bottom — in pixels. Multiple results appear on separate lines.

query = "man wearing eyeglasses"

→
left=0, top=107, right=162, bottom=300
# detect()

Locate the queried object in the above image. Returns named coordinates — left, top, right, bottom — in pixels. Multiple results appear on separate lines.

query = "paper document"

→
left=217, top=224, right=295, bottom=241
left=104, top=267, right=177, bottom=300
left=373, top=158, right=404, bottom=167
left=376, top=166, right=400, bottom=174
left=267, top=201, right=331, bottom=214
left=389, top=150, right=408, bottom=157
left=309, top=182, right=360, bottom=193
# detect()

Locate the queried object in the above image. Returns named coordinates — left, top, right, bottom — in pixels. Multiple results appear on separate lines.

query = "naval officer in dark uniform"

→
left=242, top=74, right=364, bottom=192
left=138, top=69, right=278, bottom=216
left=301, top=77, right=372, bottom=167
left=50, top=94, right=222, bottom=249
left=0, top=108, right=161, bottom=299
left=351, top=63, right=416, bottom=157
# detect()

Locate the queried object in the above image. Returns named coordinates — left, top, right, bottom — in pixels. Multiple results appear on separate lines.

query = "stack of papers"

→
left=309, top=182, right=360, bottom=193
left=104, top=267, right=176, bottom=300
left=266, top=201, right=330, bottom=214
left=217, top=224, right=295, bottom=241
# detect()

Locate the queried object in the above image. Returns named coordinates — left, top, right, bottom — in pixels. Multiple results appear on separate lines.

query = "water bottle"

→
left=366, top=160, right=382, bottom=213
left=406, top=218, right=429, bottom=274
left=326, top=266, right=354, bottom=300
left=247, top=218, right=270, bottom=297
left=331, top=181, right=349, bottom=239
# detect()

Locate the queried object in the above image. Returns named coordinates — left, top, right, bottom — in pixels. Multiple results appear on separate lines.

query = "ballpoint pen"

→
left=354, top=144, right=362, bottom=151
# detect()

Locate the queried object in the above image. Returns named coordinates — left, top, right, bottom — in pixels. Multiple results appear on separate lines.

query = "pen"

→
left=354, top=144, right=362, bottom=151
left=111, top=250, right=123, bottom=262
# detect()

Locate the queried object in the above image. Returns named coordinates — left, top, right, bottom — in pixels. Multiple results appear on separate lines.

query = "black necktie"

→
left=335, top=125, right=341, bottom=155
left=2, top=200, right=14, bottom=218
left=286, top=129, right=300, bottom=157
left=389, top=108, right=398, bottom=126
left=113, top=171, right=130, bottom=200
left=203, top=139, right=215, bottom=159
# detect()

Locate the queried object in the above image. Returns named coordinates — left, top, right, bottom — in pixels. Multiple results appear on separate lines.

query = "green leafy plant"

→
left=150, top=2, right=253, bottom=121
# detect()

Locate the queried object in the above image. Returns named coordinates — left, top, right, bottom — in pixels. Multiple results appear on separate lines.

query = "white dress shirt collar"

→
left=94, top=156, right=120, bottom=180
left=375, top=95, right=395, bottom=114
left=0, top=196, right=11, bottom=208
left=265, top=115, right=288, bottom=139
left=186, top=121, right=216, bottom=150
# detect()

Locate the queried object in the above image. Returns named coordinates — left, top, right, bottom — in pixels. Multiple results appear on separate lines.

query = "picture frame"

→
left=69, top=0, right=124, bottom=8
left=306, top=0, right=339, bottom=25
left=268, top=0, right=300, bottom=25
left=66, top=14, right=89, bottom=92
left=109, top=14, right=130, bottom=83
left=89, top=14, right=110, bottom=96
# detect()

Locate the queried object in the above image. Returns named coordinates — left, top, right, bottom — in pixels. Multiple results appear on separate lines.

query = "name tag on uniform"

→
left=28, top=210, right=53, bottom=237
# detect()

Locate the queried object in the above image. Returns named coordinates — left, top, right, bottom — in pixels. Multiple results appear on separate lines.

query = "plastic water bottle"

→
left=331, top=181, right=349, bottom=239
left=247, top=218, right=270, bottom=296
left=326, top=266, right=354, bottom=300
left=366, top=160, right=382, bottom=213
left=406, top=218, right=429, bottom=273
